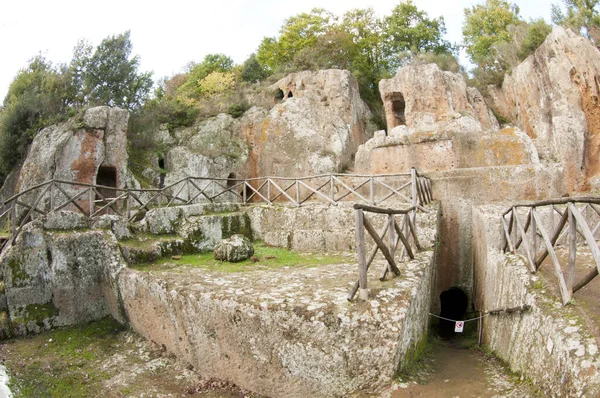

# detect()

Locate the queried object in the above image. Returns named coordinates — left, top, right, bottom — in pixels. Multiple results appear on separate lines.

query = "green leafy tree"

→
left=257, top=8, right=335, bottom=70
left=0, top=56, right=71, bottom=182
left=384, top=0, right=452, bottom=68
left=462, top=0, right=522, bottom=64
left=519, top=18, right=553, bottom=58
left=552, top=0, right=600, bottom=44
left=82, top=31, right=153, bottom=110
left=177, top=53, right=234, bottom=100
left=241, top=53, right=269, bottom=82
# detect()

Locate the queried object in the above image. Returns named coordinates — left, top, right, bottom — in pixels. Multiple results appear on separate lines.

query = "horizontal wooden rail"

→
left=0, top=170, right=434, bottom=253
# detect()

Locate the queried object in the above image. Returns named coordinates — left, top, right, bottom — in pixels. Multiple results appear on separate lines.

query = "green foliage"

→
left=176, top=53, right=235, bottom=101
left=241, top=53, right=269, bottom=82
left=227, top=102, right=250, bottom=118
left=519, top=19, right=553, bottom=59
left=257, top=8, right=335, bottom=71
left=462, top=0, right=522, bottom=65
left=552, top=0, right=600, bottom=44
left=82, top=31, right=153, bottom=110
left=384, top=0, right=453, bottom=68
left=0, top=56, right=72, bottom=183
left=463, top=1, right=551, bottom=89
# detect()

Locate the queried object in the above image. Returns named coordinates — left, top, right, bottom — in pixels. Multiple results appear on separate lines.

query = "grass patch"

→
left=3, top=317, right=126, bottom=397
left=132, top=241, right=350, bottom=273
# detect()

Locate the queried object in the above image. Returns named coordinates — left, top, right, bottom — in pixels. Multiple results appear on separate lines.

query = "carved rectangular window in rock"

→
left=391, top=92, right=406, bottom=127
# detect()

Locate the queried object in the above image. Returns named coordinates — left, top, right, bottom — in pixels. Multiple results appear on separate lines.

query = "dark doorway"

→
left=287, top=90, right=293, bottom=98
left=97, top=166, right=117, bottom=190
left=438, top=287, right=469, bottom=339
left=158, top=157, right=166, bottom=188
left=391, top=92, right=406, bottom=126
left=96, top=166, right=117, bottom=214
left=227, top=172, right=236, bottom=189
left=274, top=88, right=285, bottom=103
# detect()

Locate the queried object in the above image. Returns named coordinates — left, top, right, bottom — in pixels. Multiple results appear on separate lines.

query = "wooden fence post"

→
left=369, top=176, right=374, bottom=205
left=568, top=205, right=576, bottom=295
left=355, top=209, right=368, bottom=300
left=88, top=187, right=94, bottom=217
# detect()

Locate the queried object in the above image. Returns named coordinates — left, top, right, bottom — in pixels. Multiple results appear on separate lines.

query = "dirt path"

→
left=390, top=340, right=537, bottom=398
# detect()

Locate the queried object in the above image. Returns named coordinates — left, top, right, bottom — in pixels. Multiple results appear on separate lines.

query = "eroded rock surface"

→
left=490, top=27, right=600, bottom=191
left=379, top=63, right=498, bottom=133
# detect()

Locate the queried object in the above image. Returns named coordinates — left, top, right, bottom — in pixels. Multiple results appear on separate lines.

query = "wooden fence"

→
left=348, top=169, right=434, bottom=301
left=502, top=197, right=600, bottom=305
left=0, top=169, right=433, bottom=252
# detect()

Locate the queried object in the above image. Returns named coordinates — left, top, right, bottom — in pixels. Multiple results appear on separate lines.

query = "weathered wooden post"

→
left=568, top=205, right=576, bottom=296
left=330, top=175, right=335, bottom=201
left=89, top=186, right=94, bottom=217
left=355, top=208, right=368, bottom=300
left=49, top=181, right=55, bottom=212
left=369, top=176, right=374, bottom=205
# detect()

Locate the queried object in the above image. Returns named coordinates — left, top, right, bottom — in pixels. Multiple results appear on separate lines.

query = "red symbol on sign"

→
left=455, top=321, right=464, bottom=333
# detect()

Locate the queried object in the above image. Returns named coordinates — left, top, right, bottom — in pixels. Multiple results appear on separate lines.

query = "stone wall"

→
left=429, top=165, right=564, bottom=305
left=117, top=203, right=439, bottom=397
left=473, top=204, right=600, bottom=397
left=247, top=202, right=439, bottom=253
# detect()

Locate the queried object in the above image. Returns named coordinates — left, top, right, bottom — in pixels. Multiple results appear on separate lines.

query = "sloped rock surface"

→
left=490, top=27, right=600, bottom=191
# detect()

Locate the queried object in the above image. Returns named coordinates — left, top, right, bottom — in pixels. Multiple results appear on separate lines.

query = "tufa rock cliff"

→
left=490, top=27, right=600, bottom=191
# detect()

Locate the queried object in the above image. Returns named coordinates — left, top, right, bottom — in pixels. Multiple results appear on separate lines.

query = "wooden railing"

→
left=502, top=197, right=600, bottom=305
left=0, top=169, right=434, bottom=252
left=348, top=203, right=425, bottom=301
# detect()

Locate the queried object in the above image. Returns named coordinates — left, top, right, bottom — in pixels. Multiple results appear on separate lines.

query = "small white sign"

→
left=455, top=321, right=464, bottom=333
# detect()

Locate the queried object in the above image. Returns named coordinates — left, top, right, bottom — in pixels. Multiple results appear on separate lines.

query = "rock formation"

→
left=379, top=63, right=498, bottom=133
left=245, top=70, right=376, bottom=177
left=490, top=27, right=600, bottom=191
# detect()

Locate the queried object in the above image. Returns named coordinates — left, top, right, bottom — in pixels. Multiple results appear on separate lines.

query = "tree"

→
left=462, top=0, right=522, bottom=65
left=82, top=31, right=153, bottom=110
left=176, top=53, right=234, bottom=100
left=384, top=0, right=452, bottom=68
left=256, top=8, right=335, bottom=71
left=552, top=0, right=600, bottom=44
left=241, top=53, right=269, bottom=82
left=0, top=56, right=71, bottom=182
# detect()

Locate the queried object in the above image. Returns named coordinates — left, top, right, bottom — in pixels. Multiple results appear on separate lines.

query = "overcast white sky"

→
left=0, top=0, right=555, bottom=101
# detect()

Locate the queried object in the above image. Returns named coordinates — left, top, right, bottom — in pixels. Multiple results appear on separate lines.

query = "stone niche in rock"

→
left=489, top=27, right=600, bottom=192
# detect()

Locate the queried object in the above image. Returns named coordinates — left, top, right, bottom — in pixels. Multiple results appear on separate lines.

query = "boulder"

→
left=214, top=234, right=254, bottom=262
left=489, top=27, right=600, bottom=191
left=379, top=64, right=498, bottom=133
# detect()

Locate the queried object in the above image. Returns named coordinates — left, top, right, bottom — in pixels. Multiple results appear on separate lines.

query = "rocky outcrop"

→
left=379, top=64, right=498, bottom=133
left=17, top=107, right=131, bottom=193
left=0, top=219, right=127, bottom=337
left=12, top=106, right=137, bottom=218
left=246, top=70, right=376, bottom=176
left=490, top=27, right=600, bottom=191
